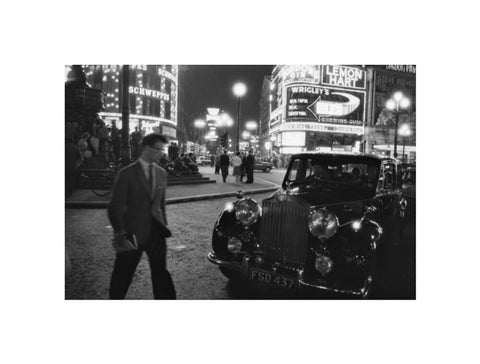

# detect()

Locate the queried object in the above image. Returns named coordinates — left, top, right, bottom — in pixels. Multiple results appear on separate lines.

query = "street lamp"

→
left=398, top=123, right=412, bottom=162
left=245, top=120, right=258, bottom=137
left=233, top=82, right=247, bottom=152
left=386, top=91, right=411, bottom=158
left=194, top=118, right=206, bottom=144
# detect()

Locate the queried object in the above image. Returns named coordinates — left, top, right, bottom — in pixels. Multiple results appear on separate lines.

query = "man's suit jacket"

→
left=246, top=155, right=255, bottom=169
left=108, top=161, right=168, bottom=246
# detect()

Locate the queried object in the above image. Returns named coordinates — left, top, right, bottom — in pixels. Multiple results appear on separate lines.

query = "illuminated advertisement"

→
left=282, top=131, right=306, bottom=147
left=282, top=65, right=320, bottom=84
left=321, top=65, right=366, bottom=89
left=286, top=84, right=365, bottom=126
left=128, top=86, right=170, bottom=101
left=84, top=65, right=178, bottom=127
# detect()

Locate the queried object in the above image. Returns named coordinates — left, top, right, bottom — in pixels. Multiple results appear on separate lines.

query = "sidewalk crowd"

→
left=65, top=119, right=290, bottom=197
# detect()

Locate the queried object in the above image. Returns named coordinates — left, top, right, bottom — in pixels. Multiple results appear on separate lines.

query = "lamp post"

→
left=194, top=118, right=206, bottom=147
left=120, top=65, right=131, bottom=166
left=398, top=123, right=412, bottom=163
left=386, top=91, right=411, bottom=158
left=233, top=82, right=247, bottom=152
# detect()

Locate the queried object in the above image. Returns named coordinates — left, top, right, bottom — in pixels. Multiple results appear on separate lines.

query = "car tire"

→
left=219, top=267, right=241, bottom=281
left=264, top=167, right=271, bottom=173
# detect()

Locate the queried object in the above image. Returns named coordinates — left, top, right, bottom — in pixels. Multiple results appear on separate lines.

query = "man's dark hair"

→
left=140, top=133, right=168, bottom=147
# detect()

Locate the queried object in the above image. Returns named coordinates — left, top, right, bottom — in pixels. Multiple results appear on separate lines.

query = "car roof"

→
left=291, top=151, right=397, bottom=163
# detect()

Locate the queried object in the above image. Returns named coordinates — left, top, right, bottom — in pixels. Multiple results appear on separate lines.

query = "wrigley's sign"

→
left=321, top=66, right=366, bottom=89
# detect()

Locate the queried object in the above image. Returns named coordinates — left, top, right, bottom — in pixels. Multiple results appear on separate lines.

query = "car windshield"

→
left=285, top=156, right=380, bottom=194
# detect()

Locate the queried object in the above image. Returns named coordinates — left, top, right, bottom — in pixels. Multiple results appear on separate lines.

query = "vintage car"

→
left=207, top=152, right=407, bottom=298
left=401, top=164, right=416, bottom=221
left=254, top=159, right=274, bottom=172
left=197, top=156, right=212, bottom=166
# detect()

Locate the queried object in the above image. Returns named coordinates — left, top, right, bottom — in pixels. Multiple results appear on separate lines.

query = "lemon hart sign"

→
left=321, top=65, right=366, bottom=90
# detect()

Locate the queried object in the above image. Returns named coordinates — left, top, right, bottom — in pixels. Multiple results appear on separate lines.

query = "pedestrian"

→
left=77, top=132, right=92, bottom=166
left=219, top=149, right=230, bottom=183
left=214, top=154, right=221, bottom=174
left=111, top=132, right=121, bottom=162
left=245, top=149, right=255, bottom=184
left=105, top=139, right=116, bottom=162
left=231, top=151, right=242, bottom=184
left=90, top=133, right=99, bottom=155
left=96, top=120, right=109, bottom=154
left=240, top=152, right=247, bottom=182
left=130, top=126, right=142, bottom=159
left=173, top=153, right=188, bottom=174
left=107, top=133, right=176, bottom=299
left=65, top=138, right=81, bottom=197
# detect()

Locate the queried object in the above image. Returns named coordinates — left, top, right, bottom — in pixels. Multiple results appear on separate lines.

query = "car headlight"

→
left=315, top=255, right=333, bottom=274
left=235, top=199, right=261, bottom=226
left=308, top=208, right=339, bottom=239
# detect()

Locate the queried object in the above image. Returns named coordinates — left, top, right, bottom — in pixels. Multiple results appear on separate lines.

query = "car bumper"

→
left=207, top=252, right=371, bottom=298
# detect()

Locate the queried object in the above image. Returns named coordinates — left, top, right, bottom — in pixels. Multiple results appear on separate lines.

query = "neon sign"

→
left=132, top=65, right=147, bottom=71
left=128, top=86, right=170, bottom=101
left=286, top=84, right=365, bottom=126
left=310, top=92, right=361, bottom=117
left=158, top=68, right=177, bottom=83
left=321, top=66, right=366, bottom=89
left=282, top=65, right=320, bottom=84
left=385, top=65, right=416, bottom=74
left=280, top=122, right=364, bottom=135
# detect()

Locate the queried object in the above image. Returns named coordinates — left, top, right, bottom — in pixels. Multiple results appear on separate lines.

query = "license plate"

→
left=250, top=268, right=295, bottom=289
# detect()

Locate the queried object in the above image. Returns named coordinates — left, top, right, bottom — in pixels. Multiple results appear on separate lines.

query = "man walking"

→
left=245, top=149, right=255, bottom=184
left=107, top=134, right=176, bottom=299
left=219, top=149, right=230, bottom=183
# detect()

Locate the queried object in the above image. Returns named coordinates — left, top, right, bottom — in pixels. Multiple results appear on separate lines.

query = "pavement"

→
left=65, top=166, right=282, bottom=208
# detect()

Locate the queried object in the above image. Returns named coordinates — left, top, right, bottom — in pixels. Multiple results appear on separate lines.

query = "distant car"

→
left=197, top=156, right=212, bottom=166
left=207, top=152, right=407, bottom=298
left=401, top=164, right=416, bottom=220
left=254, top=160, right=273, bottom=172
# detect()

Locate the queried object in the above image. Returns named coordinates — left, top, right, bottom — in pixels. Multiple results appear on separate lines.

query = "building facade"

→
left=268, top=65, right=367, bottom=155
left=367, top=65, right=416, bottom=161
left=264, top=65, right=416, bottom=161
left=78, top=65, right=179, bottom=140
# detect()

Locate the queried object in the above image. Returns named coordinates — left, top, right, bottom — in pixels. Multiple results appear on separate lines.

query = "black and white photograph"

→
left=3, top=1, right=480, bottom=363
left=65, top=64, right=416, bottom=300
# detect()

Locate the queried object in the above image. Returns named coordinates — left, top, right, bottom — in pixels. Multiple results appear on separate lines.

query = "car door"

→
left=372, top=161, right=399, bottom=228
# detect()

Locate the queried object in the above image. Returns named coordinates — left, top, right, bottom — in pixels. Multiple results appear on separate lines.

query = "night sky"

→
left=182, top=65, right=274, bottom=128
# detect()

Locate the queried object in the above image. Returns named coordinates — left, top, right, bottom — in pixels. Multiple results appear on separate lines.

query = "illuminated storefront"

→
left=269, top=65, right=367, bottom=154
left=81, top=65, right=178, bottom=139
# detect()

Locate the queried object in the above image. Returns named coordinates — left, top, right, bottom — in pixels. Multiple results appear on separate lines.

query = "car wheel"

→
left=219, top=267, right=241, bottom=281
left=264, top=167, right=271, bottom=173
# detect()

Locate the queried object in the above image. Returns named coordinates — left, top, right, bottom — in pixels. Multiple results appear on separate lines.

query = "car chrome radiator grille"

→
left=260, top=198, right=309, bottom=266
